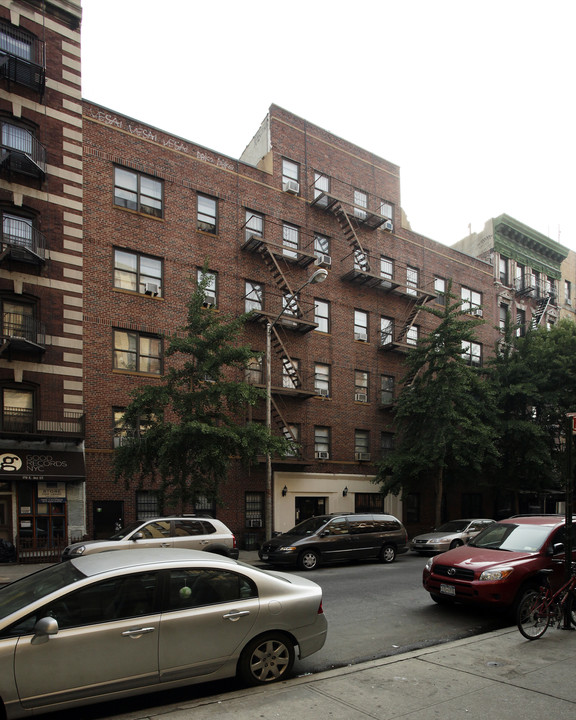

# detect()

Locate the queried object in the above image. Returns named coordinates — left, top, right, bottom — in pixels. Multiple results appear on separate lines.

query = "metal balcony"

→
left=0, top=219, right=46, bottom=265
left=0, top=124, right=46, bottom=180
left=1, top=408, right=85, bottom=440
left=0, top=313, right=46, bottom=356
left=0, top=24, right=45, bottom=95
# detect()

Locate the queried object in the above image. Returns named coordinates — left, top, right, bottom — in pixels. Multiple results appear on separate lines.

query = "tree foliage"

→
left=114, top=274, right=290, bottom=511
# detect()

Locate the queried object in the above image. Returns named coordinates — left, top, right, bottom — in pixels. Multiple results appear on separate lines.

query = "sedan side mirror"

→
left=34, top=616, right=59, bottom=638
left=132, top=532, right=144, bottom=541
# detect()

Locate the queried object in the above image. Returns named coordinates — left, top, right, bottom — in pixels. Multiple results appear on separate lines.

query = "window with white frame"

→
left=353, top=189, right=368, bottom=220
left=354, top=309, right=368, bottom=341
left=354, top=247, right=370, bottom=271
left=380, top=316, right=394, bottom=346
left=354, top=371, right=369, bottom=402
left=407, top=266, right=419, bottom=296
left=114, top=249, right=163, bottom=296
left=314, top=363, right=330, bottom=397
left=354, top=430, right=370, bottom=458
left=313, top=171, right=330, bottom=198
left=516, top=308, right=526, bottom=337
left=565, top=280, right=572, bottom=305
left=314, top=299, right=330, bottom=333
left=499, top=256, right=509, bottom=285
left=197, top=194, right=218, bottom=234
left=245, top=209, right=263, bottom=240
left=113, top=330, right=162, bottom=374
left=499, top=303, right=508, bottom=331
left=282, top=424, right=300, bottom=457
left=282, top=291, right=299, bottom=318
left=282, top=159, right=299, bottom=191
left=461, top=287, right=482, bottom=315
left=380, top=256, right=394, bottom=281
left=434, top=277, right=446, bottom=305
left=380, top=375, right=394, bottom=405
left=407, top=325, right=418, bottom=346
left=282, top=222, right=299, bottom=259
left=314, top=426, right=330, bottom=459
left=380, top=201, right=393, bottom=220
left=282, top=357, right=299, bottom=389
left=314, top=233, right=330, bottom=258
left=245, top=280, right=263, bottom=312
left=197, top=269, right=218, bottom=307
left=114, top=167, right=163, bottom=218
left=462, top=340, right=482, bottom=366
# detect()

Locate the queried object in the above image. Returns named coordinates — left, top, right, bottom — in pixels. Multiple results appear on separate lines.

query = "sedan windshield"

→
left=0, top=562, right=85, bottom=619
left=435, top=520, right=469, bottom=533
left=468, top=523, right=551, bottom=553
left=285, top=516, right=331, bottom=536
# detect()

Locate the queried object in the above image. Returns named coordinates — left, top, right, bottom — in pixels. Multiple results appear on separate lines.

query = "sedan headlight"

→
left=479, top=567, right=514, bottom=582
left=70, top=545, right=86, bottom=556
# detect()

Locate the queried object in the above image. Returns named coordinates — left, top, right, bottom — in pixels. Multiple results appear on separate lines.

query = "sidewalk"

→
left=3, top=556, right=576, bottom=719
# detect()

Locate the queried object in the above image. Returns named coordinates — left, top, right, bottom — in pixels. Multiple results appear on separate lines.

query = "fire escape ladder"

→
left=270, top=326, right=303, bottom=388
left=396, top=297, right=429, bottom=343
left=530, top=295, right=551, bottom=329
left=333, top=201, right=370, bottom=270
left=271, top=397, right=298, bottom=445
left=258, top=245, right=301, bottom=314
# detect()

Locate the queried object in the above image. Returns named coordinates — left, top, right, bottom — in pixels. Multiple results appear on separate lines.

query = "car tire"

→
left=298, top=549, right=320, bottom=571
left=449, top=539, right=463, bottom=549
left=379, top=544, right=396, bottom=563
left=511, top=584, right=539, bottom=619
left=237, top=633, right=295, bottom=685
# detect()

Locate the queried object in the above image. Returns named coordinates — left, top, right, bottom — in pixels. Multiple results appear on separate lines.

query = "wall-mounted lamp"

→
left=282, top=485, right=288, bottom=497
left=342, top=486, right=348, bottom=497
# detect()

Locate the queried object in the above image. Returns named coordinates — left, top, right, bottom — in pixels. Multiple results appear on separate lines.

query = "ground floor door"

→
left=93, top=500, right=124, bottom=539
left=295, top=496, right=326, bottom=525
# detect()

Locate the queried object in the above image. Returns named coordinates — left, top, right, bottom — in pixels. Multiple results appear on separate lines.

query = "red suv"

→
left=422, top=515, right=575, bottom=612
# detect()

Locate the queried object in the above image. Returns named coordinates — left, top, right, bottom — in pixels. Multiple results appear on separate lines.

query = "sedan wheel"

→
left=238, top=633, right=295, bottom=685
left=380, top=544, right=396, bottom=563
left=449, top=539, right=463, bottom=549
left=298, top=550, right=320, bottom=571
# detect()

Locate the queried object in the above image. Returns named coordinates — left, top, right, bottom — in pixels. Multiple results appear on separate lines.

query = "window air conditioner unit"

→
left=472, top=307, right=483, bottom=317
left=246, top=518, right=262, bottom=528
left=354, top=332, right=368, bottom=342
left=355, top=452, right=371, bottom=461
left=355, top=393, right=368, bottom=402
left=283, top=180, right=300, bottom=194
left=314, top=253, right=332, bottom=268
left=382, top=220, right=394, bottom=232
left=203, top=291, right=216, bottom=307
left=316, top=387, right=330, bottom=397
left=144, top=282, right=159, bottom=296
left=315, top=451, right=329, bottom=460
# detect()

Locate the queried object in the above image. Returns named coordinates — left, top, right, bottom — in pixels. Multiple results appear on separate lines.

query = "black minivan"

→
left=258, top=513, right=408, bottom=570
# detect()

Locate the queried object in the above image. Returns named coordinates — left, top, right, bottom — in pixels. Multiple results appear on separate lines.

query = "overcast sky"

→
left=81, top=0, right=575, bottom=251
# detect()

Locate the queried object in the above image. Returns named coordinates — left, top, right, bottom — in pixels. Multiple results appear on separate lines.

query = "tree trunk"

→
left=434, top=466, right=444, bottom=527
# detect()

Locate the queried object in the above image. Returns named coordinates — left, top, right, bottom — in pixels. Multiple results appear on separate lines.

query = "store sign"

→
left=0, top=451, right=85, bottom=481
left=38, top=482, right=67, bottom=502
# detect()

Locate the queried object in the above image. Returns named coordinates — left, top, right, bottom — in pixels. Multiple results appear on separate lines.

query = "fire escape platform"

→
left=241, top=233, right=316, bottom=267
left=310, top=192, right=390, bottom=230
left=247, top=309, right=318, bottom=334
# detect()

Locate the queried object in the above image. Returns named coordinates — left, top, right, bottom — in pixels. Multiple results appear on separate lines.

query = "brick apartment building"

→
left=0, top=0, right=84, bottom=556
left=1, top=1, right=571, bottom=558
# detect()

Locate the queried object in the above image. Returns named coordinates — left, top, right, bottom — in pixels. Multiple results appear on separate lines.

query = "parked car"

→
left=61, top=516, right=239, bottom=561
left=422, top=515, right=575, bottom=612
left=410, top=518, right=495, bottom=554
left=259, top=513, right=408, bottom=570
left=0, top=548, right=327, bottom=719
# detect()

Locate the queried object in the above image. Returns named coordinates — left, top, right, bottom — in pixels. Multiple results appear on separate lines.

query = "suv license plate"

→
left=440, top=583, right=456, bottom=596
left=261, top=554, right=269, bottom=560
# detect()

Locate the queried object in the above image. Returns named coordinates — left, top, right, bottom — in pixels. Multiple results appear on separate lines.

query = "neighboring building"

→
left=82, top=101, right=497, bottom=545
left=559, top=249, right=576, bottom=322
left=0, top=1, right=84, bottom=556
left=453, top=215, right=569, bottom=336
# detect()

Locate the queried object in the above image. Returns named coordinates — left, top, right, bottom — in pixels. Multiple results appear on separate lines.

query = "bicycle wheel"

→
left=566, top=590, right=576, bottom=627
left=517, top=590, right=550, bottom=640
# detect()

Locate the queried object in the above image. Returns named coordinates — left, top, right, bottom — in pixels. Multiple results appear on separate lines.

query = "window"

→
left=314, top=299, right=330, bottom=333
left=354, top=247, right=370, bottom=272
left=245, top=356, right=263, bottom=384
left=353, top=189, right=368, bottom=220
left=282, top=159, right=299, bottom=191
left=2, top=386, right=33, bottom=433
left=313, top=172, right=330, bottom=198
left=354, top=310, right=368, bottom=341
left=516, top=308, right=526, bottom=337
left=380, top=316, right=394, bottom=346
left=499, top=256, right=509, bottom=285
left=114, top=249, right=162, bottom=296
left=114, top=168, right=163, bottom=218
left=314, top=363, right=330, bottom=397
left=405, top=493, right=420, bottom=523
left=354, top=371, right=369, bottom=402
left=113, top=407, right=154, bottom=447
left=566, top=281, right=572, bottom=305
left=354, top=430, right=370, bottom=458
left=1, top=120, right=33, bottom=153
left=136, top=491, right=160, bottom=520
left=355, top=493, right=384, bottom=513
left=380, top=431, right=395, bottom=459
left=167, top=568, right=256, bottom=611
left=515, top=263, right=525, bottom=291
left=461, top=287, right=482, bottom=315
left=462, top=340, right=482, bottom=366
left=0, top=23, right=33, bottom=61
left=434, top=277, right=446, bottom=305
left=245, top=209, right=263, bottom=240
left=197, top=194, right=218, bottom=234
left=380, top=375, right=394, bottom=405
left=499, top=303, right=508, bottom=331
left=407, top=325, right=418, bottom=346
left=282, top=357, right=299, bottom=389
left=282, top=222, right=299, bottom=259
left=197, top=269, right=218, bottom=307
left=1, top=211, right=34, bottom=251
left=314, top=426, right=330, bottom=459
left=282, top=291, right=299, bottom=318
left=245, top=281, right=263, bottom=312
left=1, top=297, right=36, bottom=341
left=245, top=492, right=264, bottom=528
left=314, top=233, right=330, bottom=258
left=380, top=201, right=393, bottom=220
left=113, top=330, right=162, bottom=374
left=284, top=424, right=300, bottom=457
left=407, top=266, right=419, bottom=296
left=380, top=256, right=394, bottom=281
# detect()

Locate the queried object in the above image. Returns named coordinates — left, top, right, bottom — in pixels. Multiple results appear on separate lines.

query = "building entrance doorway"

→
left=93, top=501, right=123, bottom=539
left=295, top=496, right=326, bottom=525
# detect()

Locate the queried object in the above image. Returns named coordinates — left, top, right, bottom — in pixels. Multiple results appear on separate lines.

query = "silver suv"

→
left=61, top=517, right=239, bottom=561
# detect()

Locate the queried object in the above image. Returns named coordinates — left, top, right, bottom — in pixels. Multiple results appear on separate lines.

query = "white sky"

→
left=80, top=0, right=575, bottom=251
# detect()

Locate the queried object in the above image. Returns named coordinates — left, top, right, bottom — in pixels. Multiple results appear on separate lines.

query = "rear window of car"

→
left=468, top=522, right=552, bottom=552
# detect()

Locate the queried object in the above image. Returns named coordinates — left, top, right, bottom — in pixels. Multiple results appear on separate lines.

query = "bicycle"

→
left=517, top=561, right=576, bottom=640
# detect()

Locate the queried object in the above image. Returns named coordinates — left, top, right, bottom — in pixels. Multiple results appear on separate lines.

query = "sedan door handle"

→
left=223, top=610, right=250, bottom=622
left=121, top=627, right=156, bottom=637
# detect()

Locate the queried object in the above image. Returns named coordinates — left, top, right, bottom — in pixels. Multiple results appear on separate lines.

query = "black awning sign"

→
left=0, top=451, right=85, bottom=481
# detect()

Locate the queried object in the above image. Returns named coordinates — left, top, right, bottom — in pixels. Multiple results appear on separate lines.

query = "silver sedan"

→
left=410, top=518, right=495, bottom=554
left=0, top=548, right=327, bottom=719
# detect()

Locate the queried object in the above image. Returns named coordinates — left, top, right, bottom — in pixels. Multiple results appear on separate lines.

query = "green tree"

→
left=114, top=274, right=290, bottom=512
left=376, top=283, right=499, bottom=526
